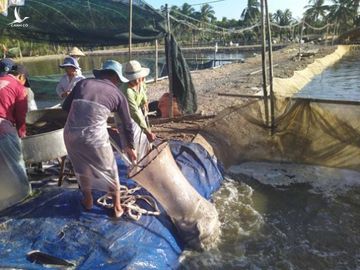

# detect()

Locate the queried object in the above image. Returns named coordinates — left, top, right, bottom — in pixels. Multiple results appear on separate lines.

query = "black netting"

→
left=165, top=34, right=197, bottom=114
left=0, top=0, right=166, bottom=45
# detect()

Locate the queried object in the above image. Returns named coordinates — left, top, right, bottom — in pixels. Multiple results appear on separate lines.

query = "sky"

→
left=145, top=0, right=311, bottom=20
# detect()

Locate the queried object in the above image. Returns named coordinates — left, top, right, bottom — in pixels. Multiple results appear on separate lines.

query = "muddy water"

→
left=180, top=50, right=360, bottom=269
left=24, top=51, right=248, bottom=108
left=297, top=49, right=360, bottom=101
left=180, top=170, right=360, bottom=269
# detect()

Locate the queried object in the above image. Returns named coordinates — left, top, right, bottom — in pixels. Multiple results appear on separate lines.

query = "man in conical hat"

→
left=68, top=46, right=85, bottom=61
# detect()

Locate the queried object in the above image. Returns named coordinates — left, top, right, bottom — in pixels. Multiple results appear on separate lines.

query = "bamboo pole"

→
left=290, top=97, right=360, bottom=106
left=217, top=93, right=265, bottom=98
left=260, top=0, right=269, bottom=127
left=298, top=19, right=305, bottom=60
left=264, top=0, right=275, bottom=133
left=165, top=4, right=174, bottom=118
left=128, top=0, right=133, bottom=61
left=325, top=22, right=329, bottom=46
left=155, top=39, right=159, bottom=82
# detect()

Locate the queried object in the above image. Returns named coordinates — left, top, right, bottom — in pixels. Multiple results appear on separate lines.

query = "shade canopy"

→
left=0, top=0, right=166, bottom=46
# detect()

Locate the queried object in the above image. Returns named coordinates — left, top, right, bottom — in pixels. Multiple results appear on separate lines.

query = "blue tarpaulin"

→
left=0, top=140, right=223, bottom=269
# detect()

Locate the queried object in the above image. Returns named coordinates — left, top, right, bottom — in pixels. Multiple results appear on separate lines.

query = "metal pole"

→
left=165, top=4, right=174, bottom=118
left=128, top=0, right=133, bottom=61
left=155, top=39, right=159, bottom=82
left=264, top=0, right=275, bottom=133
left=260, top=0, right=269, bottom=127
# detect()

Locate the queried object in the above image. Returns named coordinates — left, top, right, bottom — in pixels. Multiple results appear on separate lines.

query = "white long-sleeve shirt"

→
left=56, top=73, right=85, bottom=99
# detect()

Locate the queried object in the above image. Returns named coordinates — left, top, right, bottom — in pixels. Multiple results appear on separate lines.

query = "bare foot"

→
left=81, top=196, right=93, bottom=210
left=114, top=205, right=124, bottom=218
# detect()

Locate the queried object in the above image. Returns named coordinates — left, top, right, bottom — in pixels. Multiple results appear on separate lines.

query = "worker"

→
left=0, top=58, right=37, bottom=111
left=62, top=60, right=137, bottom=218
left=68, top=47, right=85, bottom=76
left=56, top=56, right=84, bottom=99
left=122, top=60, right=156, bottom=142
left=68, top=46, right=85, bottom=62
left=0, top=62, right=31, bottom=202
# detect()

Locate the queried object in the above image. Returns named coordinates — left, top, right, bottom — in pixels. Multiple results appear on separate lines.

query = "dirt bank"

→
left=147, top=44, right=337, bottom=141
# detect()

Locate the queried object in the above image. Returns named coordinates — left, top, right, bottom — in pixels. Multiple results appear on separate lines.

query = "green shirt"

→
left=122, top=83, right=149, bottom=132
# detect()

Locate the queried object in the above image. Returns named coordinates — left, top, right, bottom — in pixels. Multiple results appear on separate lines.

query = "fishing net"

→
left=0, top=0, right=166, bottom=45
left=202, top=45, right=360, bottom=171
left=1, top=1, right=198, bottom=113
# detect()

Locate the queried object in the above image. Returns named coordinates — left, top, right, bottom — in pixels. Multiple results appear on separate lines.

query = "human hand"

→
left=61, top=91, right=70, bottom=98
left=145, top=131, right=156, bottom=142
left=111, top=127, right=119, bottom=134
left=125, top=147, right=137, bottom=163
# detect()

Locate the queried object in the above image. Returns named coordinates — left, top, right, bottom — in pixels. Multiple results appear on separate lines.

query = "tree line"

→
left=1, top=0, right=359, bottom=58
left=164, top=0, right=360, bottom=45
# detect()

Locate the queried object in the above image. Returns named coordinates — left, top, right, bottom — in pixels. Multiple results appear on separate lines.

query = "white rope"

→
left=171, top=9, right=261, bottom=34
left=304, top=21, right=334, bottom=31
left=171, top=8, right=333, bottom=34
left=88, top=162, right=160, bottom=220
left=170, top=15, right=224, bottom=34
left=172, top=9, right=227, bottom=31
left=270, top=21, right=302, bottom=29
left=97, top=185, right=161, bottom=221
left=170, top=14, right=260, bottom=35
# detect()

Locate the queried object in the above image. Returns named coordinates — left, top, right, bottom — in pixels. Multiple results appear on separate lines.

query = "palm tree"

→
left=272, top=9, right=294, bottom=40
left=327, top=0, right=356, bottom=33
left=180, top=3, right=195, bottom=17
left=199, top=4, right=216, bottom=23
left=241, top=0, right=260, bottom=26
left=347, top=0, right=360, bottom=26
left=194, top=4, right=216, bottom=43
left=304, top=0, right=329, bottom=24
left=179, top=3, right=196, bottom=44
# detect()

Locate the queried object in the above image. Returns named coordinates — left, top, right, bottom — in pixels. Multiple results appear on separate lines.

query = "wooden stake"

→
left=165, top=4, right=174, bottom=118
left=128, top=0, right=133, bottom=61
left=260, top=0, right=269, bottom=127
left=155, top=39, right=159, bottom=82
left=265, top=0, right=275, bottom=134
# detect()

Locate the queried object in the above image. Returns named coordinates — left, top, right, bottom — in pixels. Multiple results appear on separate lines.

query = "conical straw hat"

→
left=68, top=47, right=85, bottom=56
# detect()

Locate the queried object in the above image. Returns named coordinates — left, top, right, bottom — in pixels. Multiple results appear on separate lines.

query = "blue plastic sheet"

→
left=0, top=140, right=223, bottom=269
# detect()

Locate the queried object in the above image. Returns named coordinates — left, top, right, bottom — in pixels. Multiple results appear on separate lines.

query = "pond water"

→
left=180, top=50, right=360, bottom=269
left=180, top=169, right=360, bottom=269
left=24, top=51, right=248, bottom=108
left=297, top=49, right=360, bottom=101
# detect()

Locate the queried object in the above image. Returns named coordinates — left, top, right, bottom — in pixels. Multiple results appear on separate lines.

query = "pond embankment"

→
left=148, top=44, right=339, bottom=141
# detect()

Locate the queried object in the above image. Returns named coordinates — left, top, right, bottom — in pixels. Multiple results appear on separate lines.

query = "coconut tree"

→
left=241, top=0, right=260, bottom=26
left=347, top=0, right=360, bottom=26
left=304, top=0, right=330, bottom=24
left=195, top=4, right=216, bottom=43
left=180, top=3, right=195, bottom=17
left=272, top=9, right=294, bottom=41
left=199, top=3, right=216, bottom=23
left=327, top=0, right=356, bottom=34
left=178, top=3, right=196, bottom=45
